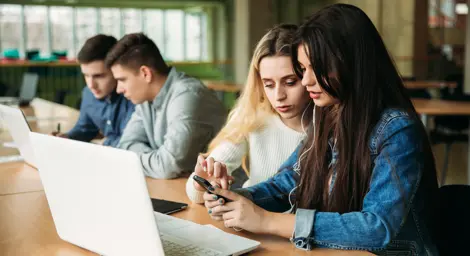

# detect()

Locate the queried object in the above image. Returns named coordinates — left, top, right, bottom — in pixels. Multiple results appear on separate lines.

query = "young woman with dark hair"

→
left=203, top=4, right=439, bottom=255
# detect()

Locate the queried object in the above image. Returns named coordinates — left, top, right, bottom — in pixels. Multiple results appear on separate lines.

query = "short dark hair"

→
left=77, top=34, right=117, bottom=64
left=105, top=33, right=169, bottom=75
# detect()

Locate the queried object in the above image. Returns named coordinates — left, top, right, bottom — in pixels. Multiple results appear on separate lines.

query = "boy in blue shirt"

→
left=51, top=34, right=135, bottom=147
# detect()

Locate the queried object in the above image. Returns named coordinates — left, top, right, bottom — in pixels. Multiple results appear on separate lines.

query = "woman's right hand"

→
left=192, top=155, right=233, bottom=191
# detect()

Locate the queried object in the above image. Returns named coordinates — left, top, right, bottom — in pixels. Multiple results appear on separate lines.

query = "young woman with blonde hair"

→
left=186, top=24, right=312, bottom=203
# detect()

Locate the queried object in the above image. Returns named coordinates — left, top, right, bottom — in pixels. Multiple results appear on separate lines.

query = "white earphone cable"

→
left=289, top=105, right=316, bottom=212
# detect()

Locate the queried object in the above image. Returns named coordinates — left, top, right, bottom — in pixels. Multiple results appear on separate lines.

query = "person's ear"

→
left=139, top=66, right=153, bottom=83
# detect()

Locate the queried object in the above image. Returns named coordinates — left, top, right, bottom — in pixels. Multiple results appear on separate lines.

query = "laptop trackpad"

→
left=154, top=213, right=189, bottom=231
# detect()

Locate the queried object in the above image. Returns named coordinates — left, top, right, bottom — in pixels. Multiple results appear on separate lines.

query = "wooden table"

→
left=404, top=81, right=457, bottom=90
left=0, top=176, right=372, bottom=256
left=0, top=162, right=43, bottom=196
left=0, top=99, right=372, bottom=255
left=14, top=98, right=79, bottom=122
left=202, top=80, right=242, bottom=101
left=412, top=98, right=470, bottom=185
left=0, top=98, right=79, bottom=150
left=0, top=98, right=79, bottom=196
left=203, top=80, right=243, bottom=93
left=413, top=98, right=470, bottom=116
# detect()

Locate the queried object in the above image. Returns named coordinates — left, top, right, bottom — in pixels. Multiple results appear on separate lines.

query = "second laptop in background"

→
left=0, top=104, right=36, bottom=167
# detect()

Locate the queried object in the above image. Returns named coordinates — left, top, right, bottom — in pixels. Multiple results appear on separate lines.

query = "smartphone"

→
left=193, top=175, right=231, bottom=202
left=150, top=198, right=188, bottom=215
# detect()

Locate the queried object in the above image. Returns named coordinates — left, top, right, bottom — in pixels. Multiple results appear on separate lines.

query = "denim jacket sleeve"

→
left=292, top=116, right=425, bottom=251
left=234, top=143, right=301, bottom=213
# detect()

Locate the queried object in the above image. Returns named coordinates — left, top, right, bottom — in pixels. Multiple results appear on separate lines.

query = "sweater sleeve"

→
left=207, top=140, right=248, bottom=174
left=185, top=140, right=248, bottom=203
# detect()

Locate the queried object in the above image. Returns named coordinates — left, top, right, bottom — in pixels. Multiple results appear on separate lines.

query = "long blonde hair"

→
left=205, top=24, right=299, bottom=171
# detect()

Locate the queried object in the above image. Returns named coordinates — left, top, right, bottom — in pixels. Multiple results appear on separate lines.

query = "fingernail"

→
left=200, top=160, right=207, bottom=172
left=228, top=180, right=233, bottom=185
left=208, top=209, right=212, bottom=214
left=219, top=199, right=224, bottom=204
left=212, top=195, right=218, bottom=200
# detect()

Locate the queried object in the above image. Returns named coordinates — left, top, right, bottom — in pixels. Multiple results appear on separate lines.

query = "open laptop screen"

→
left=19, top=73, right=39, bottom=102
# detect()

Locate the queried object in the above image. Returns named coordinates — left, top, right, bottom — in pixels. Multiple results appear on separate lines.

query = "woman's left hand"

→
left=208, top=187, right=270, bottom=233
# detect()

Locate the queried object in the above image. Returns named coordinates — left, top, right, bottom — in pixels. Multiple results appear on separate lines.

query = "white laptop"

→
left=0, top=104, right=36, bottom=167
left=0, top=72, right=39, bottom=106
left=29, top=132, right=260, bottom=256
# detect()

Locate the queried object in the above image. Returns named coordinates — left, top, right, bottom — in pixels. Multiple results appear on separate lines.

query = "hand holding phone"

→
left=193, top=175, right=231, bottom=202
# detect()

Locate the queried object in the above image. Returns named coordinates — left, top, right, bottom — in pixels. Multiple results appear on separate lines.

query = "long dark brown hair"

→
left=291, top=4, right=435, bottom=213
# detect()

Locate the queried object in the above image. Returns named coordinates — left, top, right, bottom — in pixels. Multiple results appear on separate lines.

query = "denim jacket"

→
left=236, top=109, right=439, bottom=255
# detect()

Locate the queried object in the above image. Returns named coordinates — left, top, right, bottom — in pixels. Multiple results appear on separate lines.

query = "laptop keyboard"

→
left=160, top=235, right=221, bottom=256
left=155, top=213, right=223, bottom=256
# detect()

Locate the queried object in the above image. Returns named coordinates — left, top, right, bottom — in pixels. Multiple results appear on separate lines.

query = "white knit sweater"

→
left=185, top=115, right=306, bottom=203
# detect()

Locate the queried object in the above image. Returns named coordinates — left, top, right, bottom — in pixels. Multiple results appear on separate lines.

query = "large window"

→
left=122, top=8, right=142, bottom=34
left=0, top=5, right=22, bottom=54
left=186, top=13, right=203, bottom=61
left=76, top=7, right=98, bottom=53
left=0, top=4, right=208, bottom=61
left=24, top=6, right=49, bottom=55
left=50, top=6, right=73, bottom=57
left=99, top=8, right=120, bottom=38
left=145, top=10, right=164, bottom=53
left=164, top=10, right=184, bottom=61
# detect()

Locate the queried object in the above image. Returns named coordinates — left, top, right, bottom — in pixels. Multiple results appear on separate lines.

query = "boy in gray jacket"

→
left=105, top=33, right=226, bottom=179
